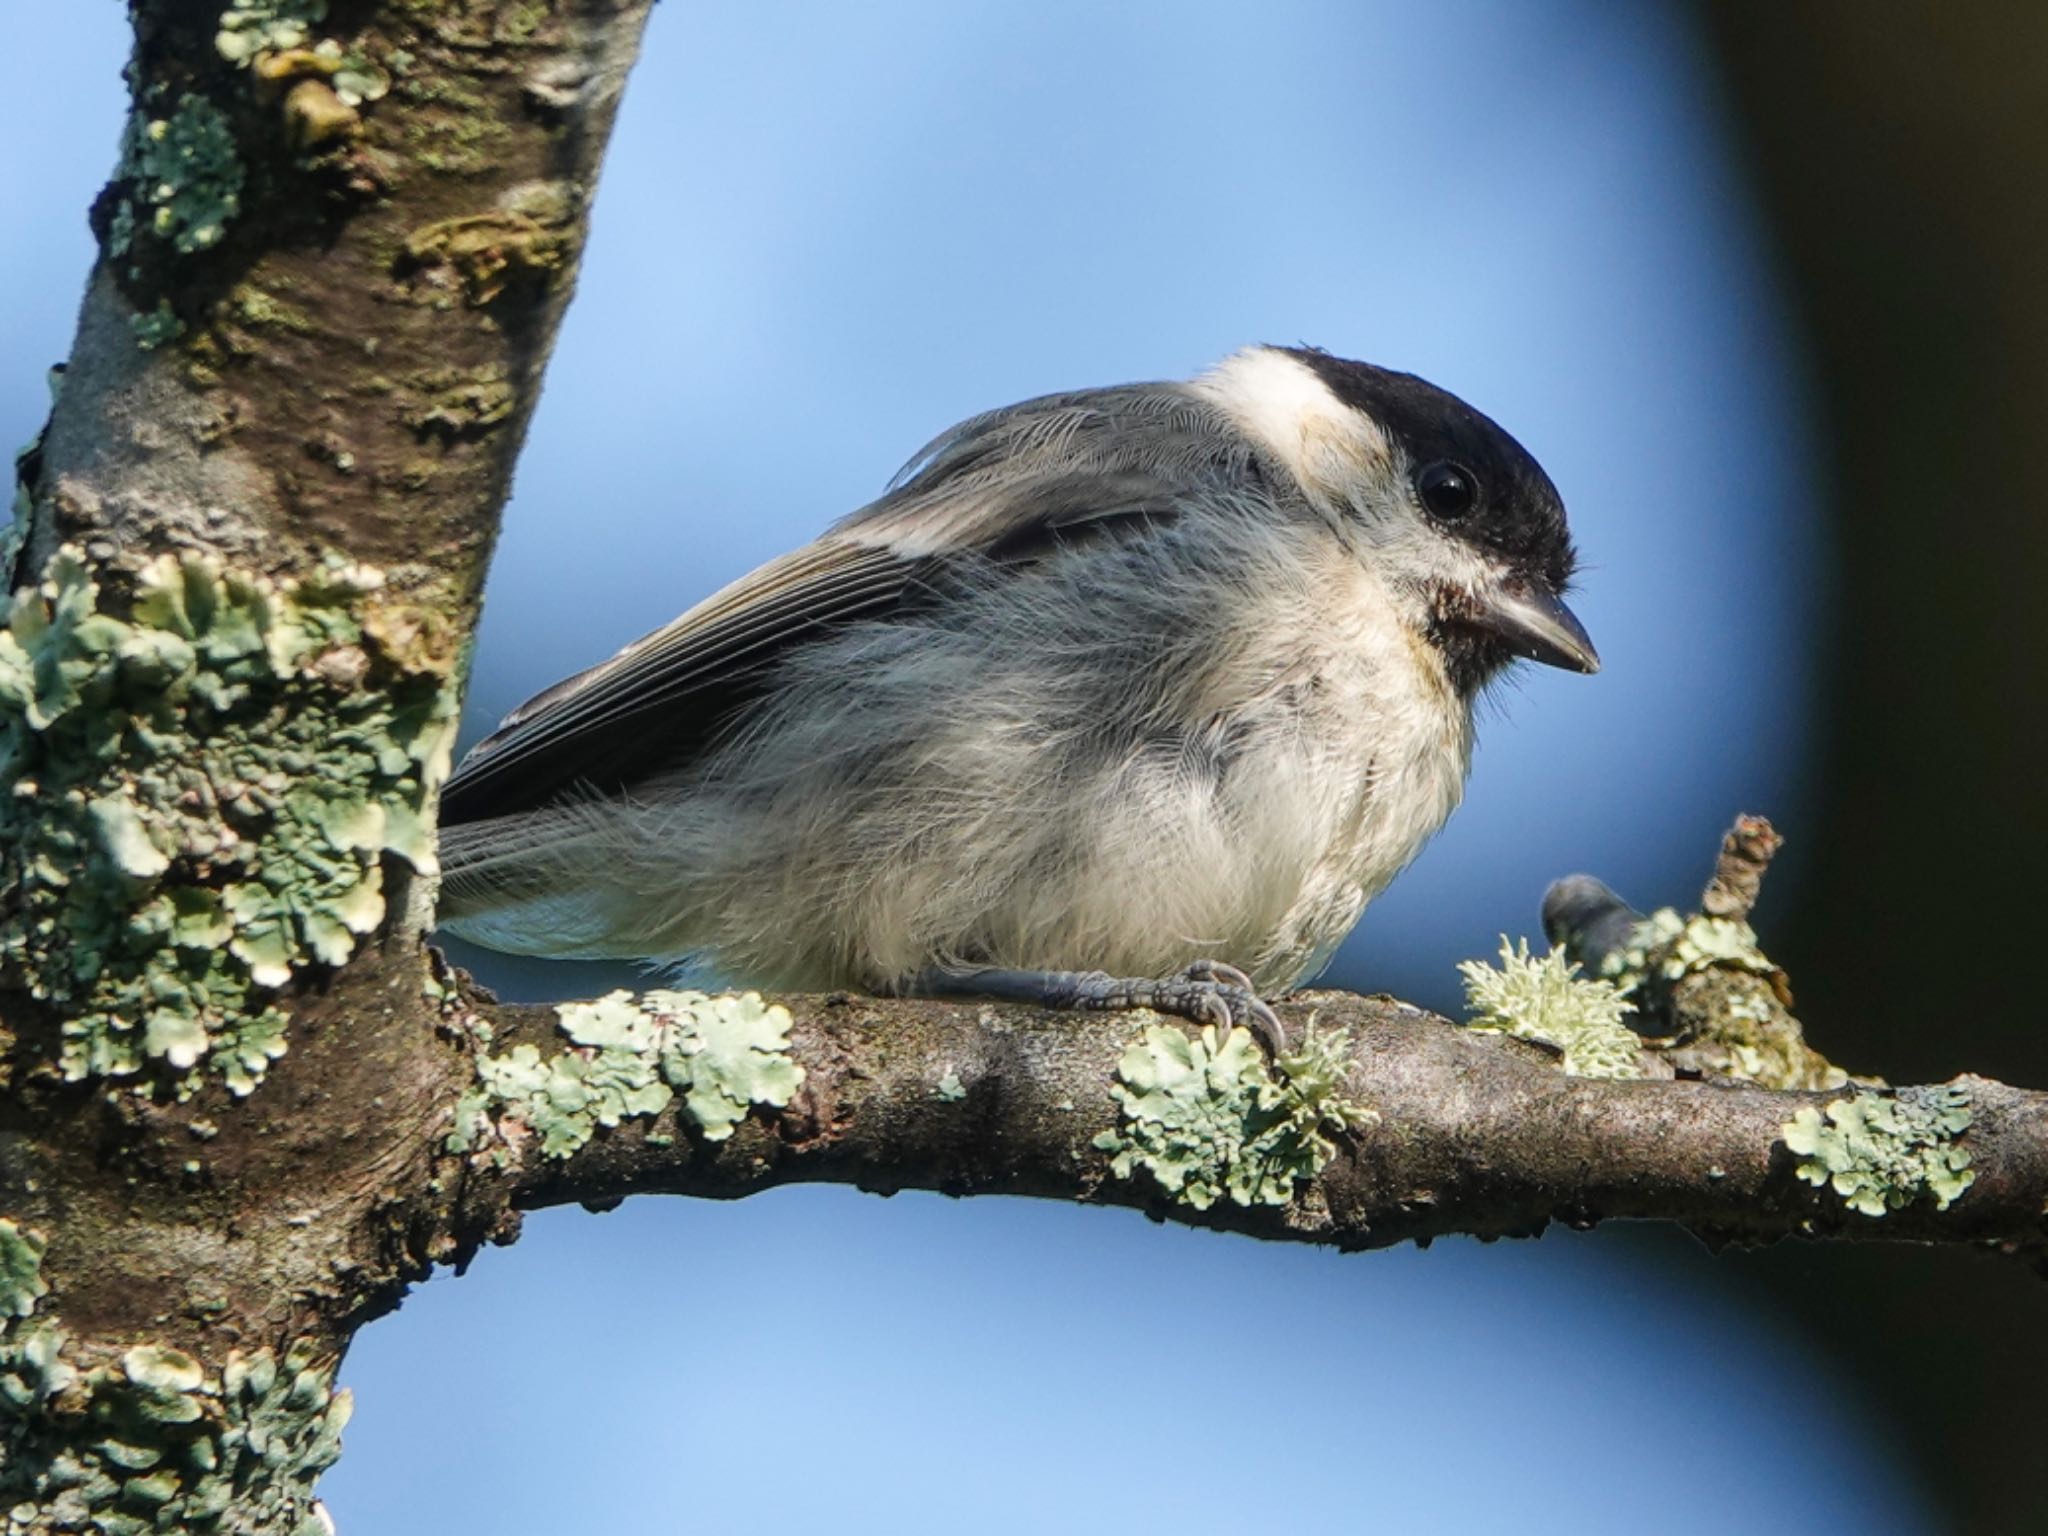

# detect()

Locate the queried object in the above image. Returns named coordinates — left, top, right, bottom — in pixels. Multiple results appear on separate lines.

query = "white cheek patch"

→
left=1364, top=516, right=1501, bottom=608
left=1196, top=348, right=1497, bottom=623
left=1192, top=347, right=1392, bottom=500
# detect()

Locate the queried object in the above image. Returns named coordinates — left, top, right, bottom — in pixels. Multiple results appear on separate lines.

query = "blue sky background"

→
left=0, top=4, right=1931, bottom=1533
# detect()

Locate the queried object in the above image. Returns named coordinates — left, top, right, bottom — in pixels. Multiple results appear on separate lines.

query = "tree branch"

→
left=443, top=984, right=2048, bottom=1262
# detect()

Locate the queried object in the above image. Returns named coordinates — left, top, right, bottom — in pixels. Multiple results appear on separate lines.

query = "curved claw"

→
left=1177, top=962, right=1284, bottom=1052
left=1183, top=958, right=1259, bottom=993
left=1147, top=965, right=1287, bottom=1055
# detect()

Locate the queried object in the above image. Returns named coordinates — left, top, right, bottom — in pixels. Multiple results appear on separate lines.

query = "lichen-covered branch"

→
left=435, top=983, right=2048, bottom=1263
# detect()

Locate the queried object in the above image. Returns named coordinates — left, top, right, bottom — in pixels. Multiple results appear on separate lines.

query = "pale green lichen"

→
left=1601, top=908, right=1777, bottom=994
left=1782, top=1083, right=1976, bottom=1217
left=0, top=1325, right=349, bottom=1534
left=309, top=40, right=390, bottom=109
left=332, top=66, right=388, bottom=111
left=216, top=0, right=327, bottom=65
left=675, top=990, right=807, bottom=1137
left=452, top=989, right=806, bottom=1161
left=218, top=3, right=389, bottom=108
left=0, top=1231, right=348, bottom=1526
left=0, top=1225, right=46, bottom=1325
left=0, top=547, right=457, bottom=1096
left=109, top=94, right=244, bottom=265
left=1092, top=1022, right=1371, bottom=1210
left=933, top=1068, right=966, bottom=1102
left=0, top=1228, right=72, bottom=1445
left=1460, top=937, right=1642, bottom=1080
left=130, top=300, right=187, bottom=352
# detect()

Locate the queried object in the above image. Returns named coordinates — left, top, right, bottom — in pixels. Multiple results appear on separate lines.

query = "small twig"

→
left=1701, top=814, right=1784, bottom=921
left=1542, top=815, right=1833, bottom=1087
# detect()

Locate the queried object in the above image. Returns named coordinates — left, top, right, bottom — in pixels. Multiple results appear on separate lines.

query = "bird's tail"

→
left=433, top=812, right=639, bottom=961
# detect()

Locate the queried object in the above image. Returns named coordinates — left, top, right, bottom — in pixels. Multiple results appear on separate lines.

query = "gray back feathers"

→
left=440, top=383, right=1261, bottom=824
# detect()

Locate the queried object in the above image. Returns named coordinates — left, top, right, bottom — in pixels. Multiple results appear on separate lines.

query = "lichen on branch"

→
left=1782, top=1084, right=1976, bottom=1217
left=1459, top=936, right=1643, bottom=1079
left=0, top=0, right=668, bottom=1529
left=451, top=988, right=806, bottom=1163
left=1092, top=1021, right=1371, bottom=1210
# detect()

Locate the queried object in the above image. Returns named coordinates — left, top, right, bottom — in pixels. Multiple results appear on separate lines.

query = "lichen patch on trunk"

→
left=0, top=546, right=456, bottom=1097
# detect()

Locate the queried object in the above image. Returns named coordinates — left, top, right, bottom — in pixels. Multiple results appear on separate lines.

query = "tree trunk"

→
left=1, top=4, right=653, bottom=1527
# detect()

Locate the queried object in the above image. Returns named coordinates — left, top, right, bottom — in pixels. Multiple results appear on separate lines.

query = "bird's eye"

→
left=1417, top=461, right=1478, bottom=520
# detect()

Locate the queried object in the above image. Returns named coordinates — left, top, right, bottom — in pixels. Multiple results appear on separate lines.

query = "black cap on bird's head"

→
left=1282, top=347, right=1597, bottom=687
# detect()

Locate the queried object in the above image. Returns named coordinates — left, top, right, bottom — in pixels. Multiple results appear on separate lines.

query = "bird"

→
left=433, top=344, right=1597, bottom=1042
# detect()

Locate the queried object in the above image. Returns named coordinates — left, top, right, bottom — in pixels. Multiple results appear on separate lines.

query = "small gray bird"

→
left=435, top=345, right=1596, bottom=1037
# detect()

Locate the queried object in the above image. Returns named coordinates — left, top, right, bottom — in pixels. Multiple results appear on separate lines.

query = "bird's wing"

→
left=439, top=384, right=1238, bottom=824
left=439, top=538, right=918, bottom=823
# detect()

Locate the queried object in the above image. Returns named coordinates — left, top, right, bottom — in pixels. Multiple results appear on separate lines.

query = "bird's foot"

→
left=904, top=961, right=1287, bottom=1054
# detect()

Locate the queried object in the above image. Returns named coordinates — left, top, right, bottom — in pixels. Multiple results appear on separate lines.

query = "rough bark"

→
left=0, top=4, right=2041, bottom=1531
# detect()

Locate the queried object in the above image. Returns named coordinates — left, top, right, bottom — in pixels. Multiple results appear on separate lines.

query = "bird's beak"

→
left=1472, top=572, right=1600, bottom=674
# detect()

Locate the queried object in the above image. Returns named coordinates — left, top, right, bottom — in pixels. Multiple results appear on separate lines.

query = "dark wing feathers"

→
left=439, top=542, right=915, bottom=822
left=439, top=384, right=1239, bottom=825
